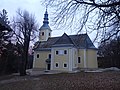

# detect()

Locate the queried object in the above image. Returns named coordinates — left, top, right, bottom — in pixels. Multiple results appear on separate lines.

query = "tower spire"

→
left=43, top=8, right=49, bottom=25
left=39, top=8, right=52, bottom=42
left=39, top=8, right=51, bottom=30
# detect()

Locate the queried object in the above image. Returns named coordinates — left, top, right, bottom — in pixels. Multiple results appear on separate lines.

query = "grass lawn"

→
left=0, top=71, right=120, bottom=90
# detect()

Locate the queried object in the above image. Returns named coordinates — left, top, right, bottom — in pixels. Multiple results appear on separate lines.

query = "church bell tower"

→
left=39, top=9, right=52, bottom=42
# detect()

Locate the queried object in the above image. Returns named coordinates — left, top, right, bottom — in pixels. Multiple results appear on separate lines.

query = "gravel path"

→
left=0, top=71, right=120, bottom=90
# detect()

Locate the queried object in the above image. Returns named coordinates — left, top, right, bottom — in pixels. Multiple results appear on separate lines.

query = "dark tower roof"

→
left=39, top=9, right=51, bottom=30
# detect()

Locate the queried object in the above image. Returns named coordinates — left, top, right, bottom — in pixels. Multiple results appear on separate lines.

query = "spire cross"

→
left=46, top=5, right=48, bottom=11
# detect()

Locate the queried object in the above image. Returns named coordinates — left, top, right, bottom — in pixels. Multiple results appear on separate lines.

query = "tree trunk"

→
left=19, top=37, right=29, bottom=76
left=19, top=53, right=27, bottom=76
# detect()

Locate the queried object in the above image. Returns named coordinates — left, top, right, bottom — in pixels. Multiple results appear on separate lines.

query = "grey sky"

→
left=0, top=0, right=97, bottom=46
left=0, top=0, right=77, bottom=36
left=0, top=0, right=44, bottom=26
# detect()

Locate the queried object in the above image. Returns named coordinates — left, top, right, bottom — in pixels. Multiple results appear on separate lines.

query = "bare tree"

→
left=43, top=0, right=120, bottom=42
left=13, top=9, right=38, bottom=76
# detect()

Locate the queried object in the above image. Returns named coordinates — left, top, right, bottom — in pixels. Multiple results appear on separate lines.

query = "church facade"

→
left=33, top=9, right=98, bottom=71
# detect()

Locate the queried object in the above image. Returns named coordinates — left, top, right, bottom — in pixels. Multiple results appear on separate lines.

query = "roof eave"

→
left=52, top=44, right=74, bottom=47
left=34, top=48, right=51, bottom=51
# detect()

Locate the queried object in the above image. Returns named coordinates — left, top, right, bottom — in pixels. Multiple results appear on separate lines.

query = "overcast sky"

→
left=0, top=0, right=98, bottom=46
left=0, top=0, right=77, bottom=36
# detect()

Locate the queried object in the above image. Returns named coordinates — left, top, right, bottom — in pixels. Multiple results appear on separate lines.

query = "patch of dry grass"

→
left=0, top=71, right=120, bottom=90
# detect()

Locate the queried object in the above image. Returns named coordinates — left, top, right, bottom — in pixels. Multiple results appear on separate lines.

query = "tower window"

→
left=42, top=32, right=44, bottom=36
left=49, top=33, right=50, bottom=36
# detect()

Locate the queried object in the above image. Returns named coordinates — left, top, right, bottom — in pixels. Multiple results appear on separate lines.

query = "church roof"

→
left=34, top=33, right=97, bottom=51
left=53, top=33, right=74, bottom=46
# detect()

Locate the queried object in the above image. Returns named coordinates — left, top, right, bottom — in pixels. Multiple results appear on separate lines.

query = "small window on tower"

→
left=49, top=33, right=50, bottom=36
left=42, top=32, right=44, bottom=36
left=37, top=54, right=39, bottom=58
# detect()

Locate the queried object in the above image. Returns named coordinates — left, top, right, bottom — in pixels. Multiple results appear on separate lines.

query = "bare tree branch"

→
left=12, top=9, right=38, bottom=76
left=43, top=0, right=120, bottom=42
